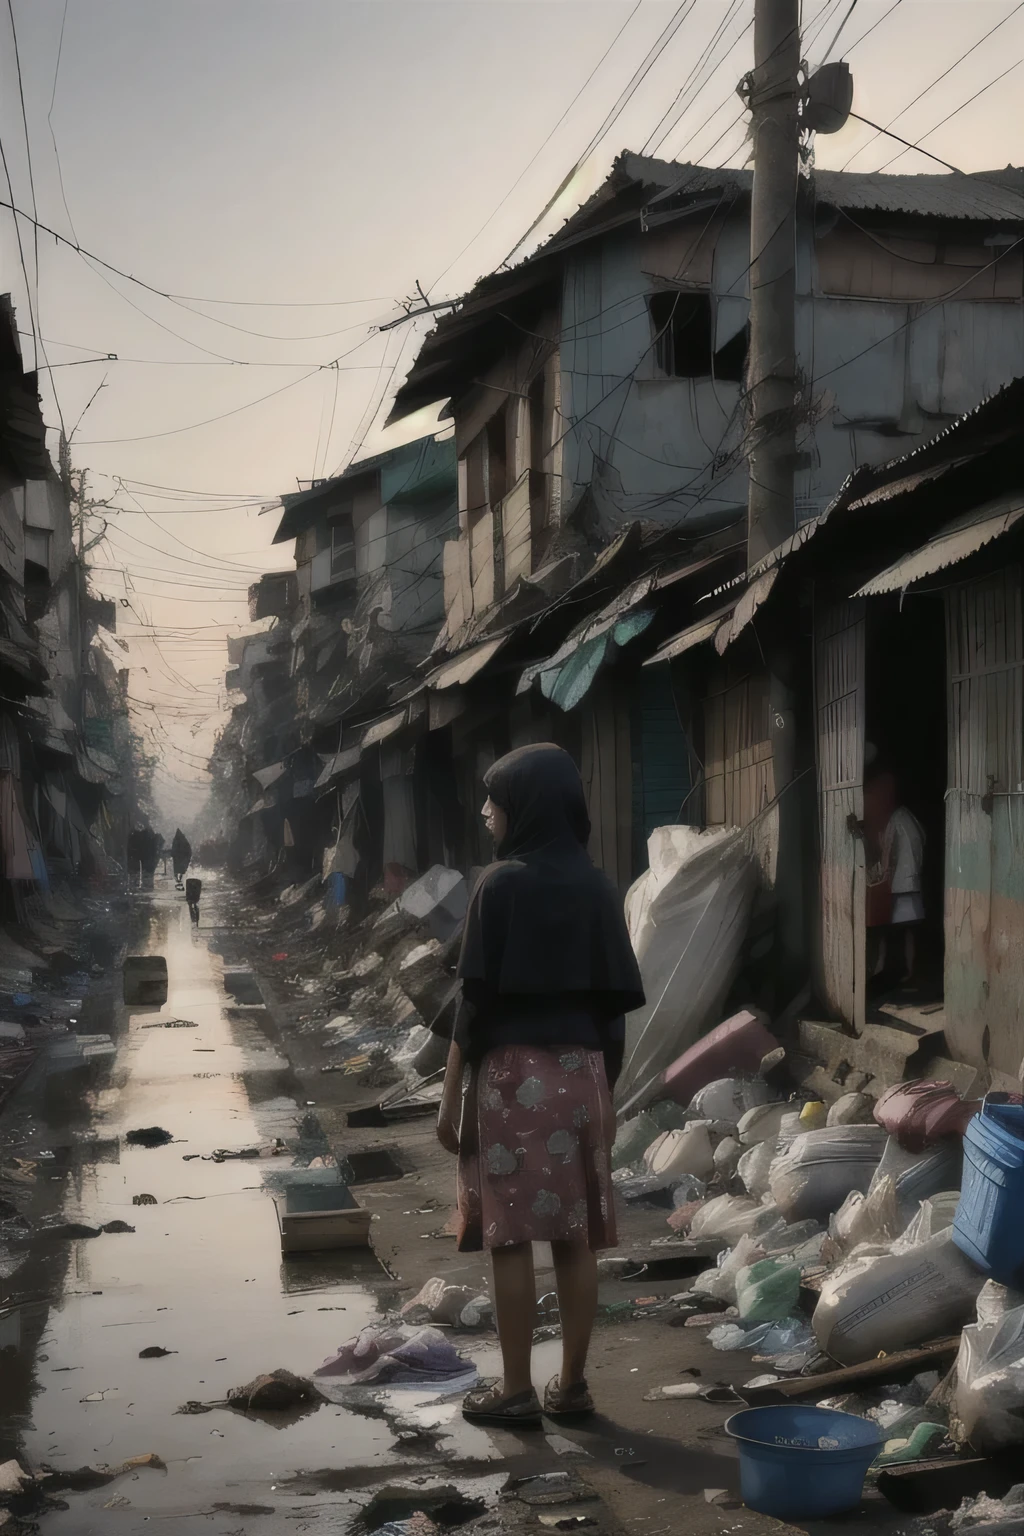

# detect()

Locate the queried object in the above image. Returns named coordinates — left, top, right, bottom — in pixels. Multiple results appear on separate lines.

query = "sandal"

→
left=462, top=1380, right=542, bottom=1427
left=543, top=1375, right=595, bottom=1420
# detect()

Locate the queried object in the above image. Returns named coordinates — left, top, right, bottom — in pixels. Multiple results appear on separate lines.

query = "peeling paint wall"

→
left=945, top=568, right=1024, bottom=1081
left=558, top=208, right=1024, bottom=531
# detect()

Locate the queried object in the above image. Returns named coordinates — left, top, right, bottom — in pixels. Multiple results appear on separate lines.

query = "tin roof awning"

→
left=252, top=761, right=286, bottom=789
left=643, top=602, right=736, bottom=666
left=854, top=496, right=1024, bottom=597
left=425, top=634, right=508, bottom=691
left=314, top=746, right=363, bottom=789
left=359, top=706, right=409, bottom=750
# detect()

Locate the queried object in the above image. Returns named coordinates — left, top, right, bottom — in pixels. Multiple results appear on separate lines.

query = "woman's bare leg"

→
left=491, top=1243, right=536, bottom=1396
left=551, top=1240, right=598, bottom=1387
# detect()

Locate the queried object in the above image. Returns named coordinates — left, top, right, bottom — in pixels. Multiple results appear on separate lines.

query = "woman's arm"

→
left=437, top=1039, right=463, bottom=1155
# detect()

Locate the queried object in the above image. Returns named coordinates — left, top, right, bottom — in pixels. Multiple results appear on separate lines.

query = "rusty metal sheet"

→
left=252, top=761, right=286, bottom=789
left=426, top=634, right=508, bottom=691
left=714, top=568, right=780, bottom=654
left=359, top=708, right=408, bottom=749
left=643, top=604, right=734, bottom=667
left=856, top=498, right=1024, bottom=597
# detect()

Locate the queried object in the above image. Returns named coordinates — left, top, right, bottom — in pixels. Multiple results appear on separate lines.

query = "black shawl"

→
left=456, top=744, right=645, bottom=1010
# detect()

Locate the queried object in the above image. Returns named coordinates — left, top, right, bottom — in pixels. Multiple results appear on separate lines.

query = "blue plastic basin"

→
left=953, top=1098, right=1024, bottom=1286
left=725, top=1406, right=884, bottom=1520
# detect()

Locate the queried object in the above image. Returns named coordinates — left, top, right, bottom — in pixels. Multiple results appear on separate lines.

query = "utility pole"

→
left=745, top=0, right=802, bottom=567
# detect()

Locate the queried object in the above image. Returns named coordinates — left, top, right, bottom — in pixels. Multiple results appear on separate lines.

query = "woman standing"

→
left=437, top=744, right=644, bottom=1427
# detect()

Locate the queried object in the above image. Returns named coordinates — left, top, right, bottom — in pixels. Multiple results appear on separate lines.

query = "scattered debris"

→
left=132, top=1194, right=157, bottom=1206
left=226, top=1369, right=324, bottom=1412
left=124, top=1127, right=173, bottom=1148
left=138, top=1346, right=175, bottom=1359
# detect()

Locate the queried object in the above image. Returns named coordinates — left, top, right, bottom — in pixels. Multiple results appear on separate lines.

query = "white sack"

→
left=617, top=825, right=758, bottom=1117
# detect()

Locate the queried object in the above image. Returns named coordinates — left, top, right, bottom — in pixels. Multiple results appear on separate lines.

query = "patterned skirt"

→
left=456, top=1044, right=617, bottom=1254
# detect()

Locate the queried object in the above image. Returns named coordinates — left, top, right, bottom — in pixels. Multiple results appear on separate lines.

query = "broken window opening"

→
left=330, top=518, right=356, bottom=581
left=648, top=292, right=748, bottom=382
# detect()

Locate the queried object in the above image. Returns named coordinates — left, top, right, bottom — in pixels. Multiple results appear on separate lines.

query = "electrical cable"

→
left=646, top=0, right=751, bottom=159
left=818, top=0, right=859, bottom=61
left=74, top=366, right=321, bottom=445
left=841, top=0, right=1024, bottom=169
left=503, top=0, right=699, bottom=268
left=0, top=196, right=394, bottom=311
left=875, top=60, right=1023, bottom=173
left=432, top=0, right=647, bottom=294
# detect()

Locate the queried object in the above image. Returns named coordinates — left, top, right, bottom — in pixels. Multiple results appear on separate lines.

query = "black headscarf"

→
left=457, top=744, right=645, bottom=1007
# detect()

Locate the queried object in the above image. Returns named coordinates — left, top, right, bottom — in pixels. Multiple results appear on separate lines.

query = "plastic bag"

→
left=827, top=1176, right=901, bottom=1256
left=736, top=1258, right=801, bottom=1324
left=955, top=1303, right=1024, bottom=1453
left=644, top=1122, right=716, bottom=1183
left=713, top=1136, right=742, bottom=1180
left=869, top=1135, right=963, bottom=1222
left=828, top=1092, right=876, bottom=1127
left=976, top=1279, right=1024, bottom=1327
left=695, top=1231, right=764, bottom=1302
left=891, top=1192, right=961, bottom=1254
left=688, top=1194, right=776, bottom=1246
left=709, top=1316, right=815, bottom=1354
left=769, top=1124, right=888, bottom=1223
left=738, top=1139, right=776, bottom=1200
left=617, top=825, right=758, bottom=1116
left=691, top=1077, right=775, bottom=1125
left=738, top=1102, right=793, bottom=1147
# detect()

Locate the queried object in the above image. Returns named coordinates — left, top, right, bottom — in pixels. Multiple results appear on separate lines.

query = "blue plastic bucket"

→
left=725, top=1406, right=883, bottom=1520
left=953, top=1098, right=1024, bottom=1286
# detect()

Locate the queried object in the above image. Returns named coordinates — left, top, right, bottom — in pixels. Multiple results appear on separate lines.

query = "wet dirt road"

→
left=5, top=882, right=504, bottom=1534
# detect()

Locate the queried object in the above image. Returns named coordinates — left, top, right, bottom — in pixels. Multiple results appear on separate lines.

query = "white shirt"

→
left=885, top=806, right=925, bottom=894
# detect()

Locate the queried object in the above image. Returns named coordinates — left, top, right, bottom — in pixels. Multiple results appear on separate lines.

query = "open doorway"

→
left=864, top=594, right=946, bottom=1004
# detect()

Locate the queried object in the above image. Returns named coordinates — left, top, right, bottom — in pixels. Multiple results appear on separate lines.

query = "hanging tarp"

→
left=521, top=609, right=656, bottom=712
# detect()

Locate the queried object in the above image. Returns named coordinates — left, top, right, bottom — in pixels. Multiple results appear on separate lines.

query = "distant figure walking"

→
left=185, top=877, right=202, bottom=925
left=171, top=829, right=192, bottom=889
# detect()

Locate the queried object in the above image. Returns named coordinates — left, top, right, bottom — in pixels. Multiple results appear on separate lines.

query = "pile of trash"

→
left=613, top=1002, right=1024, bottom=1514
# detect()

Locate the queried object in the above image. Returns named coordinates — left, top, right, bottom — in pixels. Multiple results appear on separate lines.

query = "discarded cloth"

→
left=314, top=1325, right=478, bottom=1395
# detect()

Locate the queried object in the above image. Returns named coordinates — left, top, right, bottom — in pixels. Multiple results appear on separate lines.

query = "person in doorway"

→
left=436, top=744, right=645, bottom=1428
left=185, top=876, right=202, bottom=925
left=883, top=799, right=926, bottom=985
left=171, top=828, right=192, bottom=889
left=863, top=747, right=897, bottom=975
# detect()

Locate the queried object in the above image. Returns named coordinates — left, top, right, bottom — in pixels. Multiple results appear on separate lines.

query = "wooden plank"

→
left=814, top=592, right=865, bottom=1030
left=740, top=1336, right=960, bottom=1406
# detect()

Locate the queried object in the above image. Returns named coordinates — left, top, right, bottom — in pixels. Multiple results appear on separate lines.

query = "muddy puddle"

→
left=1, top=882, right=505, bottom=1535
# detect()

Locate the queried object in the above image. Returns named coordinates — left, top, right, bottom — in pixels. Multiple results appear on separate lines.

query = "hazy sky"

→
left=2, top=0, right=1022, bottom=825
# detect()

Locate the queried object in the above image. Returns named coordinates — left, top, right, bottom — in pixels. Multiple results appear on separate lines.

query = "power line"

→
left=645, top=0, right=750, bottom=158
left=841, top=0, right=1024, bottom=169
left=503, top=0, right=699, bottom=267
left=839, top=0, right=903, bottom=58
left=75, top=366, right=321, bottom=445
left=0, top=195, right=393, bottom=311
left=429, top=0, right=646, bottom=293
left=876, top=59, right=1023, bottom=173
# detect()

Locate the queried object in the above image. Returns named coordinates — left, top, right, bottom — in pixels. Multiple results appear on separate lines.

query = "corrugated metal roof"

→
left=628, top=153, right=1024, bottom=222
left=855, top=496, right=1024, bottom=596
left=388, top=153, right=1024, bottom=424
